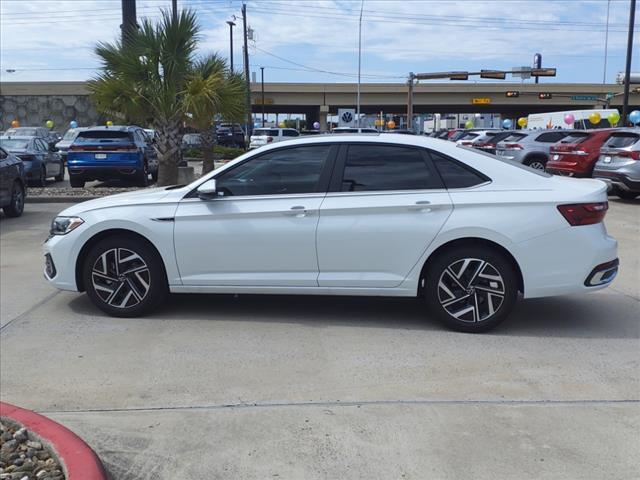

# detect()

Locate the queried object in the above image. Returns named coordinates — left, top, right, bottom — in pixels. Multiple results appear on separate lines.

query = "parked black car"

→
left=216, top=123, right=246, bottom=149
left=0, top=136, right=64, bottom=186
left=0, top=147, right=26, bottom=217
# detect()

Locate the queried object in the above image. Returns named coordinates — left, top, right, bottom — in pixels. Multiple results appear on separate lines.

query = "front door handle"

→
left=285, top=205, right=308, bottom=217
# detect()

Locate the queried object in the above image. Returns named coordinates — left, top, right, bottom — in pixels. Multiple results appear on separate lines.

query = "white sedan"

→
left=44, top=134, right=618, bottom=332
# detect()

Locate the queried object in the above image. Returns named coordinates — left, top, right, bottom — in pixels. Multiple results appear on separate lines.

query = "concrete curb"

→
left=0, top=402, right=107, bottom=480
left=26, top=196, right=99, bottom=204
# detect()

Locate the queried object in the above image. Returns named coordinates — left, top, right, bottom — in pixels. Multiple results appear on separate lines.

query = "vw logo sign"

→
left=341, top=111, right=354, bottom=123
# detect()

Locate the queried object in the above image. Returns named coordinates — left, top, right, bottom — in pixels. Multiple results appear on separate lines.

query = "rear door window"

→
left=605, top=133, right=640, bottom=148
left=340, top=144, right=443, bottom=192
left=429, top=151, right=490, bottom=188
left=535, top=132, right=569, bottom=143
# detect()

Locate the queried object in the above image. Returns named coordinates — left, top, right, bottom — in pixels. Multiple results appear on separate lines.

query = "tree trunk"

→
left=155, top=120, right=182, bottom=186
left=201, top=127, right=216, bottom=175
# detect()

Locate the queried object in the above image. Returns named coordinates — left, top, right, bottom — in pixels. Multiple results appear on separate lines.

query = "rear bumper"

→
left=545, top=161, right=591, bottom=177
left=68, top=166, right=143, bottom=181
left=593, top=170, right=640, bottom=193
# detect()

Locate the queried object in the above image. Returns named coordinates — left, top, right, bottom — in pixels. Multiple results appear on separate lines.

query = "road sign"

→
left=472, top=97, right=491, bottom=105
left=570, top=95, right=598, bottom=101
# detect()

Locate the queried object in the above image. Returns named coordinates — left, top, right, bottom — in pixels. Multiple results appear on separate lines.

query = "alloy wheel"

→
left=91, top=248, right=151, bottom=308
left=437, top=258, right=505, bottom=323
left=12, top=185, right=24, bottom=213
left=528, top=161, right=545, bottom=170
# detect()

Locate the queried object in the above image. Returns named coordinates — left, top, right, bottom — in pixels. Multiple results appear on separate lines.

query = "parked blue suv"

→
left=67, top=126, right=158, bottom=187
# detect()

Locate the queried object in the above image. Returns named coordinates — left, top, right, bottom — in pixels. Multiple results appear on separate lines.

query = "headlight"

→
left=50, top=216, right=84, bottom=235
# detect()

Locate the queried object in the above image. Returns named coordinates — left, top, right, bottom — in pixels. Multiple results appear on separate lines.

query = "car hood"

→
left=59, top=186, right=179, bottom=216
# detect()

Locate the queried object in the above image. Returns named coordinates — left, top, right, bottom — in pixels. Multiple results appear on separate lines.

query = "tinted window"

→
left=605, top=133, right=640, bottom=148
left=253, top=129, right=279, bottom=136
left=216, top=145, right=332, bottom=196
left=0, top=148, right=7, bottom=159
left=535, top=132, right=568, bottom=143
left=429, top=150, right=489, bottom=188
left=75, top=131, right=132, bottom=143
left=35, top=139, right=48, bottom=151
left=502, top=133, right=527, bottom=143
left=560, top=132, right=590, bottom=144
left=341, top=145, right=442, bottom=192
left=283, top=129, right=299, bottom=137
left=62, top=129, right=79, bottom=140
left=0, top=139, right=29, bottom=150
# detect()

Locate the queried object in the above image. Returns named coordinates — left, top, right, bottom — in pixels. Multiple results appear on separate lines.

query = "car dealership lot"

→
left=1, top=201, right=638, bottom=479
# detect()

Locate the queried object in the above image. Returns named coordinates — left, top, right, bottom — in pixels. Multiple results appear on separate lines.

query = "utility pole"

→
left=603, top=0, right=611, bottom=84
left=226, top=20, right=235, bottom=71
left=242, top=4, right=252, bottom=139
left=261, top=67, right=265, bottom=127
left=356, top=0, right=364, bottom=128
left=172, top=0, right=177, bottom=20
left=406, top=73, right=414, bottom=131
left=121, top=0, right=137, bottom=44
left=621, top=0, right=636, bottom=125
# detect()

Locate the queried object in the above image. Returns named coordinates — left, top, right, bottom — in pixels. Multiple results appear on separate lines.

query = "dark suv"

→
left=216, top=123, right=246, bottom=149
left=67, top=126, right=158, bottom=187
left=0, top=147, right=26, bottom=217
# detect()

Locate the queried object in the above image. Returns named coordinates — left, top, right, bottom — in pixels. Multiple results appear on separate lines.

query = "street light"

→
left=226, top=19, right=236, bottom=71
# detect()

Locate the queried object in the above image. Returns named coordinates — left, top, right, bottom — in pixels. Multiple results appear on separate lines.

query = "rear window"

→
left=0, top=138, right=30, bottom=150
left=429, top=150, right=490, bottom=188
left=62, top=129, right=79, bottom=140
left=535, top=132, right=569, bottom=143
left=253, top=129, right=279, bottom=136
left=559, top=132, right=590, bottom=144
left=502, top=133, right=527, bottom=143
left=605, top=133, right=640, bottom=148
left=75, top=131, right=132, bottom=143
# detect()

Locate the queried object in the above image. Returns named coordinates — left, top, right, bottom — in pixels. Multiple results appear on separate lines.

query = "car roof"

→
left=0, top=135, right=34, bottom=140
left=81, top=125, right=138, bottom=131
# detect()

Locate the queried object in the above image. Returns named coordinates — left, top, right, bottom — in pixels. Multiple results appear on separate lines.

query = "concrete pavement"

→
left=1, top=200, right=638, bottom=479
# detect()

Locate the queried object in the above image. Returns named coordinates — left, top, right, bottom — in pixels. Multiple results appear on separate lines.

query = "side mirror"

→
left=197, top=179, right=218, bottom=200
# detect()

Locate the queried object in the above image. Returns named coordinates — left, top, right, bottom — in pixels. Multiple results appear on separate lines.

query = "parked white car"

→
left=44, top=134, right=618, bottom=332
left=249, top=128, right=299, bottom=149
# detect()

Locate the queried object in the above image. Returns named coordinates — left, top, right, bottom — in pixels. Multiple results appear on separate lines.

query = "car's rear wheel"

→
left=424, top=246, right=518, bottom=332
left=137, top=161, right=149, bottom=187
left=82, top=236, right=167, bottom=317
left=3, top=181, right=25, bottom=217
left=524, top=157, right=547, bottom=171
left=69, top=176, right=85, bottom=188
left=54, top=165, right=64, bottom=182
left=37, top=166, right=47, bottom=187
left=616, top=190, right=639, bottom=200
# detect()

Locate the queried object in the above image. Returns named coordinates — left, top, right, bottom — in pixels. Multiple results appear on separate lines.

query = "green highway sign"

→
left=571, top=95, right=598, bottom=101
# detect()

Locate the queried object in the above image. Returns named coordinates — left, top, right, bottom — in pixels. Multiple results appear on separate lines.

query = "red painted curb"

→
left=0, top=402, right=106, bottom=480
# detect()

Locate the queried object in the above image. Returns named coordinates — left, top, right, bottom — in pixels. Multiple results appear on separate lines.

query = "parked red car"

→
left=546, top=129, right=616, bottom=177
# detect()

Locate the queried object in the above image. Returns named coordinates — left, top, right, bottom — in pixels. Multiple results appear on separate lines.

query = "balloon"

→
left=70, top=120, right=78, bottom=128
left=106, top=120, right=114, bottom=127
left=629, top=110, right=640, bottom=124
left=464, top=120, right=474, bottom=129
left=387, top=120, right=396, bottom=129
left=517, top=117, right=527, bottom=128
left=10, top=120, right=19, bottom=128
left=607, top=111, right=620, bottom=126
left=313, top=121, right=320, bottom=130
left=278, top=122, right=285, bottom=128
left=45, top=120, right=54, bottom=129
left=588, top=112, right=601, bottom=125
left=502, top=119, right=512, bottom=129
left=563, top=114, right=575, bottom=126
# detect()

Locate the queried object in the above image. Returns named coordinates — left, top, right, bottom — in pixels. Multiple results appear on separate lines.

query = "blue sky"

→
left=0, top=0, right=638, bottom=84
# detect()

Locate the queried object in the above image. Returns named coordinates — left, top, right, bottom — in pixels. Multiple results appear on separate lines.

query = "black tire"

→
left=82, top=235, right=167, bottom=317
left=3, top=181, right=25, bottom=217
left=36, top=166, right=47, bottom=187
left=151, top=168, right=158, bottom=182
left=424, top=246, right=518, bottom=333
left=137, top=161, right=149, bottom=187
left=524, top=157, right=547, bottom=171
left=617, top=190, right=639, bottom=200
left=69, top=176, right=85, bottom=188
left=54, top=165, right=64, bottom=182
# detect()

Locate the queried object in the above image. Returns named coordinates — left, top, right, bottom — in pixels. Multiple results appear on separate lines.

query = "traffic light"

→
left=505, top=91, right=520, bottom=98
left=538, top=93, right=553, bottom=99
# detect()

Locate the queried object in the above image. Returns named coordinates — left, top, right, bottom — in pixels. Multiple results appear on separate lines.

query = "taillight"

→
left=460, top=141, right=473, bottom=146
left=505, top=143, right=523, bottom=150
left=266, top=136, right=273, bottom=143
left=557, top=202, right=608, bottom=226
left=618, top=150, right=640, bottom=160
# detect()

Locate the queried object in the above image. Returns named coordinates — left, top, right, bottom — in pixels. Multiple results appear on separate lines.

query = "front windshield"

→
left=0, top=138, right=30, bottom=150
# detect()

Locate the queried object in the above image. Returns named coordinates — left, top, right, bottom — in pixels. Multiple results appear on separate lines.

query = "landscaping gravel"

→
left=0, top=420, right=65, bottom=480
left=27, top=186, right=138, bottom=198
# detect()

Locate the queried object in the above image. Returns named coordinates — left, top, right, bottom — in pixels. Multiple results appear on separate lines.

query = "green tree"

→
left=183, top=55, right=245, bottom=174
left=88, top=9, right=244, bottom=185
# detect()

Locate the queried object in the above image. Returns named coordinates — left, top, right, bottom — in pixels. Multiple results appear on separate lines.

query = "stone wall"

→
left=0, top=94, right=103, bottom=132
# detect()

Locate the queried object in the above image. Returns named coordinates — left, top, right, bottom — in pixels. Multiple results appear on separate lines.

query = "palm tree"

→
left=89, top=9, right=243, bottom=185
left=183, top=55, right=245, bottom=174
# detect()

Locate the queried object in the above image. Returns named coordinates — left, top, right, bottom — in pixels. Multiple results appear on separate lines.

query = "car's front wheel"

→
left=424, top=246, right=519, bottom=332
left=82, top=235, right=167, bottom=317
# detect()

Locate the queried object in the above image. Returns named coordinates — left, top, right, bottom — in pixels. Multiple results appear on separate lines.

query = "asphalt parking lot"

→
left=1, top=200, right=638, bottom=479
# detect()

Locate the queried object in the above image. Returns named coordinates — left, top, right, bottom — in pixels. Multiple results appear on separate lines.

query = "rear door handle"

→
left=408, top=200, right=432, bottom=212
